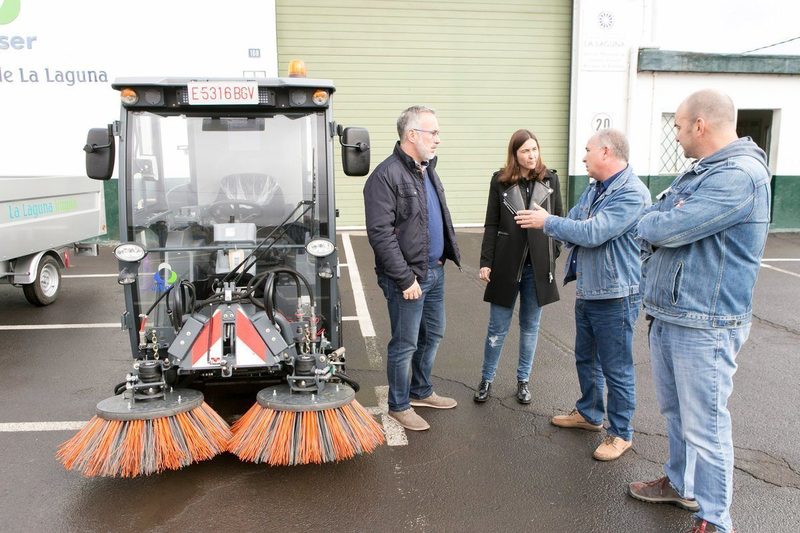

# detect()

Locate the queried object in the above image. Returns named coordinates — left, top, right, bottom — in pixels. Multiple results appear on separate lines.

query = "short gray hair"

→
left=593, top=128, right=629, bottom=162
left=397, top=105, right=436, bottom=140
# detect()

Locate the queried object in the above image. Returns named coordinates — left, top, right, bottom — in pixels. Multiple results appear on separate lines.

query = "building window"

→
left=659, top=113, right=692, bottom=174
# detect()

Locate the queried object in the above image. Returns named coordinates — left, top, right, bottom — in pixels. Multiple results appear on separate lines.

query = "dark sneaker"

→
left=680, top=518, right=735, bottom=533
left=474, top=380, right=491, bottom=403
left=550, top=408, right=602, bottom=431
left=409, top=392, right=457, bottom=409
left=516, top=381, right=531, bottom=404
left=387, top=408, right=430, bottom=431
left=628, top=476, right=700, bottom=512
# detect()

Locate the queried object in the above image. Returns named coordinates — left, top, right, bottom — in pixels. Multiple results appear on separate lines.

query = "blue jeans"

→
left=378, top=264, right=445, bottom=412
left=573, top=295, right=640, bottom=441
left=481, top=264, right=543, bottom=382
left=649, top=319, right=749, bottom=533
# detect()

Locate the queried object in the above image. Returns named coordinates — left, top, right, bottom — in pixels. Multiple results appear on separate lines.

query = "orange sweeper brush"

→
left=58, top=367, right=231, bottom=477
left=228, top=383, right=384, bottom=466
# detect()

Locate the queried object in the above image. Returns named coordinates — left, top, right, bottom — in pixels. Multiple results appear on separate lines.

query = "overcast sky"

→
left=650, top=1, right=800, bottom=55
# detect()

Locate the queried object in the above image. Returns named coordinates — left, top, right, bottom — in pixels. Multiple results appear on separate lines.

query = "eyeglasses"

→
left=412, top=128, right=440, bottom=138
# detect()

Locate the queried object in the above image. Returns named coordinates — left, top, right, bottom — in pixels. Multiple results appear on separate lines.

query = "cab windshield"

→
left=124, top=110, right=329, bottom=316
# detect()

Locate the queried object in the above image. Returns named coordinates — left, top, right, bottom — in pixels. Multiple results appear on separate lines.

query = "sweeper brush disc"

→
left=228, top=384, right=385, bottom=466
left=57, top=389, right=232, bottom=477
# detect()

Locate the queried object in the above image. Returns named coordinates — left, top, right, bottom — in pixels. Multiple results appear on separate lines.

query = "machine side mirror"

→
left=84, top=126, right=115, bottom=180
left=339, top=126, right=370, bottom=177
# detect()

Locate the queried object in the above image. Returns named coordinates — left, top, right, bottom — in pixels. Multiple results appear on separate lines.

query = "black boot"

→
left=474, top=380, right=491, bottom=403
left=516, top=381, right=531, bottom=404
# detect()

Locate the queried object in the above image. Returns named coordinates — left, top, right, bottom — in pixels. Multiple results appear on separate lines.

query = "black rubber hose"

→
left=144, top=284, right=173, bottom=316
left=334, top=371, right=360, bottom=393
left=264, top=272, right=277, bottom=323
left=113, top=381, right=126, bottom=395
left=273, top=312, right=294, bottom=346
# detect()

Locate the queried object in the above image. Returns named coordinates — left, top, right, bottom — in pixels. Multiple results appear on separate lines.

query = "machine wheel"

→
left=22, top=255, right=61, bottom=306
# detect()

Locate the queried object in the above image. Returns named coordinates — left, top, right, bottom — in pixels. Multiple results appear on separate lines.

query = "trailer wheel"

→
left=23, top=256, right=61, bottom=306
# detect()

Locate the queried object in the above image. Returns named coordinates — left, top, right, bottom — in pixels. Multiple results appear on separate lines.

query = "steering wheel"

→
left=207, top=200, right=263, bottom=223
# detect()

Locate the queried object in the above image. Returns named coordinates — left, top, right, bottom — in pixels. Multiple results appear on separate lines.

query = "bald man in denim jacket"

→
left=628, top=90, right=771, bottom=533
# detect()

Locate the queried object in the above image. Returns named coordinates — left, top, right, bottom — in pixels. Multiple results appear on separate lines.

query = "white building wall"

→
left=632, top=73, right=800, bottom=177
left=572, top=0, right=800, bottom=177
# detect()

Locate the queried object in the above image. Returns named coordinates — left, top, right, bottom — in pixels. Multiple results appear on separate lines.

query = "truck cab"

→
left=86, top=75, right=369, bottom=385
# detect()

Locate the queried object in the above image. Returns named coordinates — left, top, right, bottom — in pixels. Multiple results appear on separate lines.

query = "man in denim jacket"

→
left=628, top=90, right=770, bottom=533
left=521, top=129, right=651, bottom=461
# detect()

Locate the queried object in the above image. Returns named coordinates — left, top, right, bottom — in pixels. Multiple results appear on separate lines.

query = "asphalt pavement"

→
left=0, top=231, right=798, bottom=532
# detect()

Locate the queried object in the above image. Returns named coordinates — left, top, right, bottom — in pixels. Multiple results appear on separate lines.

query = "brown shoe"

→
left=550, top=408, right=602, bottom=431
left=387, top=408, right=430, bottom=431
left=409, top=392, right=457, bottom=409
left=592, top=435, right=632, bottom=461
left=628, top=476, right=700, bottom=512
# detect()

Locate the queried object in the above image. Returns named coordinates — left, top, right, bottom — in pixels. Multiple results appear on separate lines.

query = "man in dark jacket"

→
left=363, top=105, right=461, bottom=431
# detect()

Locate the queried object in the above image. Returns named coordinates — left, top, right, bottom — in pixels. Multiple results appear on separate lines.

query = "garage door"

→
left=276, top=0, right=572, bottom=227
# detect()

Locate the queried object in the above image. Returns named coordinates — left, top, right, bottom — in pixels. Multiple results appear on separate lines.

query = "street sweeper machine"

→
left=58, top=70, right=385, bottom=477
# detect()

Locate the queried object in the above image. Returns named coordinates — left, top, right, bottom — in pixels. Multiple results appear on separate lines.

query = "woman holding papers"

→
left=475, top=129, right=562, bottom=404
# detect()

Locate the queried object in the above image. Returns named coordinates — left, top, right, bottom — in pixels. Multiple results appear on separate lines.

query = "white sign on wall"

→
left=591, top=113, right=613, bottom=131
left=0, top=0, right=278, bottom=177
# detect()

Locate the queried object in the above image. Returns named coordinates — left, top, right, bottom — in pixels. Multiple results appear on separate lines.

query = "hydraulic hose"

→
left=334, top=370, right=360, bottom=393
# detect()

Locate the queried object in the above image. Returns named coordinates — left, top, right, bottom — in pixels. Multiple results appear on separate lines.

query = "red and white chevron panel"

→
left=234, top=308, right=268, bottom=367
left=190, top=309, right=223, bottom=368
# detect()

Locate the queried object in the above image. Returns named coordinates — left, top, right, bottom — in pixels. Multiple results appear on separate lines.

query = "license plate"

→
left=187, top=81, right=259, bottom=105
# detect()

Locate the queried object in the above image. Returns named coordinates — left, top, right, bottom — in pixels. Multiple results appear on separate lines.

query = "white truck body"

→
left=0, top=176, right=105, bottom=265
left=0, top=0, right=278, bottom=178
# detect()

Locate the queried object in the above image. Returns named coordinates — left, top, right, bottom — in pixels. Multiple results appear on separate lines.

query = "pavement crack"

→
left=733, top=446, right=800, bottom=489
left=751, top=313, right=800, bottom=336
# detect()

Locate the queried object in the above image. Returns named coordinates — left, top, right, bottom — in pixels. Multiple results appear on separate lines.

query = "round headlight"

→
left=290, top=89, right=307, bottom=105
left=312, top=89, right=329, bottom=106
left=114, top=243, right=147, bottom=262
left=120, top=88, right=139, bottom=105
left=305, top=238, right=335, bottom=258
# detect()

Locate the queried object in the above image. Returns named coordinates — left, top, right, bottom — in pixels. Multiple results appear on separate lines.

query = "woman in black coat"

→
left=475, top=129, right=563, bottom=404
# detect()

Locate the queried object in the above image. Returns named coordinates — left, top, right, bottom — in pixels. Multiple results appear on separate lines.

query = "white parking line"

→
left=373, top=385, right=408, bottom=446
left=62, top=274, right=117, bottom=278
left=761, top=263, right=800, bottom=279
left=340, top=232, right=375, bottom=338
left=0, top=323, right=119, bottom=330
left=761, top=258, right=800, bottom=262
left=0, top=421, right=86, bottom=432
left=339, top=233, right=383, bottom=369
left=0, top=386, right=409, bottom=446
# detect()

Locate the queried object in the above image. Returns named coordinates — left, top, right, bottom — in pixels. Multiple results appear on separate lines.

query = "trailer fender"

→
left=13, top=250, right=66, bottom=285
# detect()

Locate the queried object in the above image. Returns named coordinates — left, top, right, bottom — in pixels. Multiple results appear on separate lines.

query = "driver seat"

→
left=214, top=173, right=285, bottom=225
left=217, top=173, right=280, bottom=205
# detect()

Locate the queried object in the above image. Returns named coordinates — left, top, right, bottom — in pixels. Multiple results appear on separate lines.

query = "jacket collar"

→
left=393, top=141, right=438, bottom=173
left=603, top=164, right=633, bottom=194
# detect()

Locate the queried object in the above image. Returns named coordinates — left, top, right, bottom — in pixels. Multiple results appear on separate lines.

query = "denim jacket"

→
left=544, top=165, right=651, bottom=300
left=637, top=137, right=771, bottom=329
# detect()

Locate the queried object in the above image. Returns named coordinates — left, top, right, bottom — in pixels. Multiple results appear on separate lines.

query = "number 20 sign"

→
left=592, top=113, right=612, bottom=131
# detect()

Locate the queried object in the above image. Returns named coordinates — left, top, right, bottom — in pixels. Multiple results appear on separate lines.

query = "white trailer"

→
left=0, top=176, right=105, bottom=305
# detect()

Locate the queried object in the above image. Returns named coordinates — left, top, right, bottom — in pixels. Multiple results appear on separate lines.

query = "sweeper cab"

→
left=59, top=68, right=385, bottom=476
